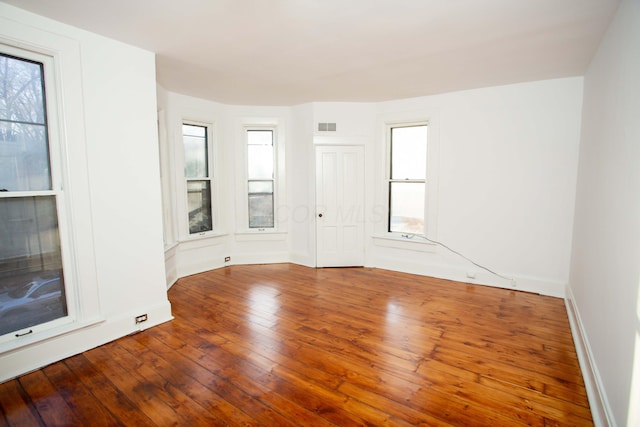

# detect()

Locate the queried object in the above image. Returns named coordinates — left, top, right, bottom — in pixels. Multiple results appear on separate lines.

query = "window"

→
left=0, top=51, right=68, bottom=337
left=387, top=124, right=428, bottom=234
left=183, top=123, right=213, bottom=235
left=246, top=129, right=275, bottom=229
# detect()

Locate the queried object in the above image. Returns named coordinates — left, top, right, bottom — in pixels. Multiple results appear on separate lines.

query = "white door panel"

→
left=315, top=145, right=364, bottom=267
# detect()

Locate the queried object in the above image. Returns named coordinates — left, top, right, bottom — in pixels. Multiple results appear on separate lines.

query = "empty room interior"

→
left=0, top=0, right=639, bottom=425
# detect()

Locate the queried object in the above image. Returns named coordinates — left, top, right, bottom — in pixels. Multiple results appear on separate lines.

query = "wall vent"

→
left=318, top=122, right=337, bottom=132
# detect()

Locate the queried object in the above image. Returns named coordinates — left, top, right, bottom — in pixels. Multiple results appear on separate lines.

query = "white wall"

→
left=0, top=4, right=172, bottom=381
left=161, top=79, right=583, bottom=297
left=289, top=103, right=315, bottom=266
left=568, top=0, right=640, bottom=425
left=311, top=102, right=377, bottom=267
left=369, top=78, right=584, bottom=296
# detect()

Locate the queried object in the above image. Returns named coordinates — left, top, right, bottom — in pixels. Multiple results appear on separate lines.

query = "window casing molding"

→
left=386, top=121, right=428, bottom=235
left=180, top=120, right=217, bottom=240
left=236, top=120, right=285, bottom=235
left=157, top=109, right=176, bottom=247
left=245, top=126, right=276, bottom=231
left=376, top=111, right=440, bottom=246
left=0, top=29, right=101, bottom=351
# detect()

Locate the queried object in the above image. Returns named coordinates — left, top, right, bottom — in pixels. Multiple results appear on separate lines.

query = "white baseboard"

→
left=0, top=301, right=173, bottom=383
left=369, top=253, right=566, bottom=297
left=164, top=244, right=179, bottom=288
left=565, top=285, right=614, bottom=427
left=289, top=251, right=315, bottom=268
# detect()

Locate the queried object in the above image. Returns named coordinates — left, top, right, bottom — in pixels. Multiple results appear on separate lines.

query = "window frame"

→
left=0, top=43, right=78, bottom=346
left=384, top=119, right=435, bottom=238
left=181, top=120, right=215, bottom=238
left=244, top=125, right=277, bottom=232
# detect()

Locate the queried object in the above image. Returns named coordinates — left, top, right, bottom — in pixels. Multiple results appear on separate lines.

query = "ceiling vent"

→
left=318, top=122, right=337, bottom=132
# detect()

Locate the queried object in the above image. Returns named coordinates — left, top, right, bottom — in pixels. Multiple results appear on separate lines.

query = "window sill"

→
left=372, top=233, right=437, bottom=253
left=0, top=316, right=104, bottom=354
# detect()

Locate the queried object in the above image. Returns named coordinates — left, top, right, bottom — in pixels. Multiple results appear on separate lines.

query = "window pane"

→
left=183, top=124, right=205, bottom=138
left=249, top=193, right=274, bottom=228
left=247, top=130, right=273, bottom=180
left=0, top=196, right=67, bottom=336
left=247, top=130, right=275, bottom=228
left=186, top=180, right=212, bottom=234
left=247, top=145, right=273, bottom=180
left=247, top=130, right=273, bottom=146
left=248, top=180, right=273, bottom=194
left=183, top=125, right=208, bottom=178
left=391, top=125, right=427, bottom=180
left=0, top=122, right=51, bottom=191
left=389, top=182, right=425, bottom=234
left=0, top=54, right=51, bottom=191
left=0, top=54, right=46, bottom=124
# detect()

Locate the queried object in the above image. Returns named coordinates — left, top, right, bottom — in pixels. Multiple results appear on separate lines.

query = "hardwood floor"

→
left=0, top=264, right=592, bottom=426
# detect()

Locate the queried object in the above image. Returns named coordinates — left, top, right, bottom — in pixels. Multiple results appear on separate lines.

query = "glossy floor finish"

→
left=0, top=264, right=592, bottom=426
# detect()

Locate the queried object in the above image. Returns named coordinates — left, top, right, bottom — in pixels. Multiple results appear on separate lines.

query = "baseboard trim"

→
left=0, top=301, right=173, bottom=383
left=564, top=285, right=615, bottom=427
left=289, top=251, right=315, bottom=268
left=369, top=254, right=565, bottom=297
left=164, top=244, right=179, bottom=289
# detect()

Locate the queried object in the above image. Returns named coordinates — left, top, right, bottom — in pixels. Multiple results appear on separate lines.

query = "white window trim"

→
left=0, top=30, right=102, bottom=351
left=386, top=120, right=428, bottom=235
left=157, top=109, right=177, bottom=247
left=374, top=110, right=440, bottom=246
left=236, top=120, right=285, bottom=235
left=180, top=119, right=217, bottom=240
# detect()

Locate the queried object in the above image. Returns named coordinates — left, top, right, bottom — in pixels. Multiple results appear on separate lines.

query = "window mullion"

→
left=0, top=190, right=58, bottom=199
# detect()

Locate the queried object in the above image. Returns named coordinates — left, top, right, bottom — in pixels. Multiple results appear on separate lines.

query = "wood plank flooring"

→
left=0, top=264, right=592, bottom=426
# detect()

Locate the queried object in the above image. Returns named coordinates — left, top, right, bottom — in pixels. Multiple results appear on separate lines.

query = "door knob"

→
left=318, top=213, right=323, bottom=218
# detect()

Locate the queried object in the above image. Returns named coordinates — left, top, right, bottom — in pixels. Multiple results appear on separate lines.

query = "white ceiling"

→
left=3, top=0, right=620, bottom=106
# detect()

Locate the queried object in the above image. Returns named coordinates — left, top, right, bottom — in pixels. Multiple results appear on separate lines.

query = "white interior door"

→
left=315, top=145, right=365, bottom=267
